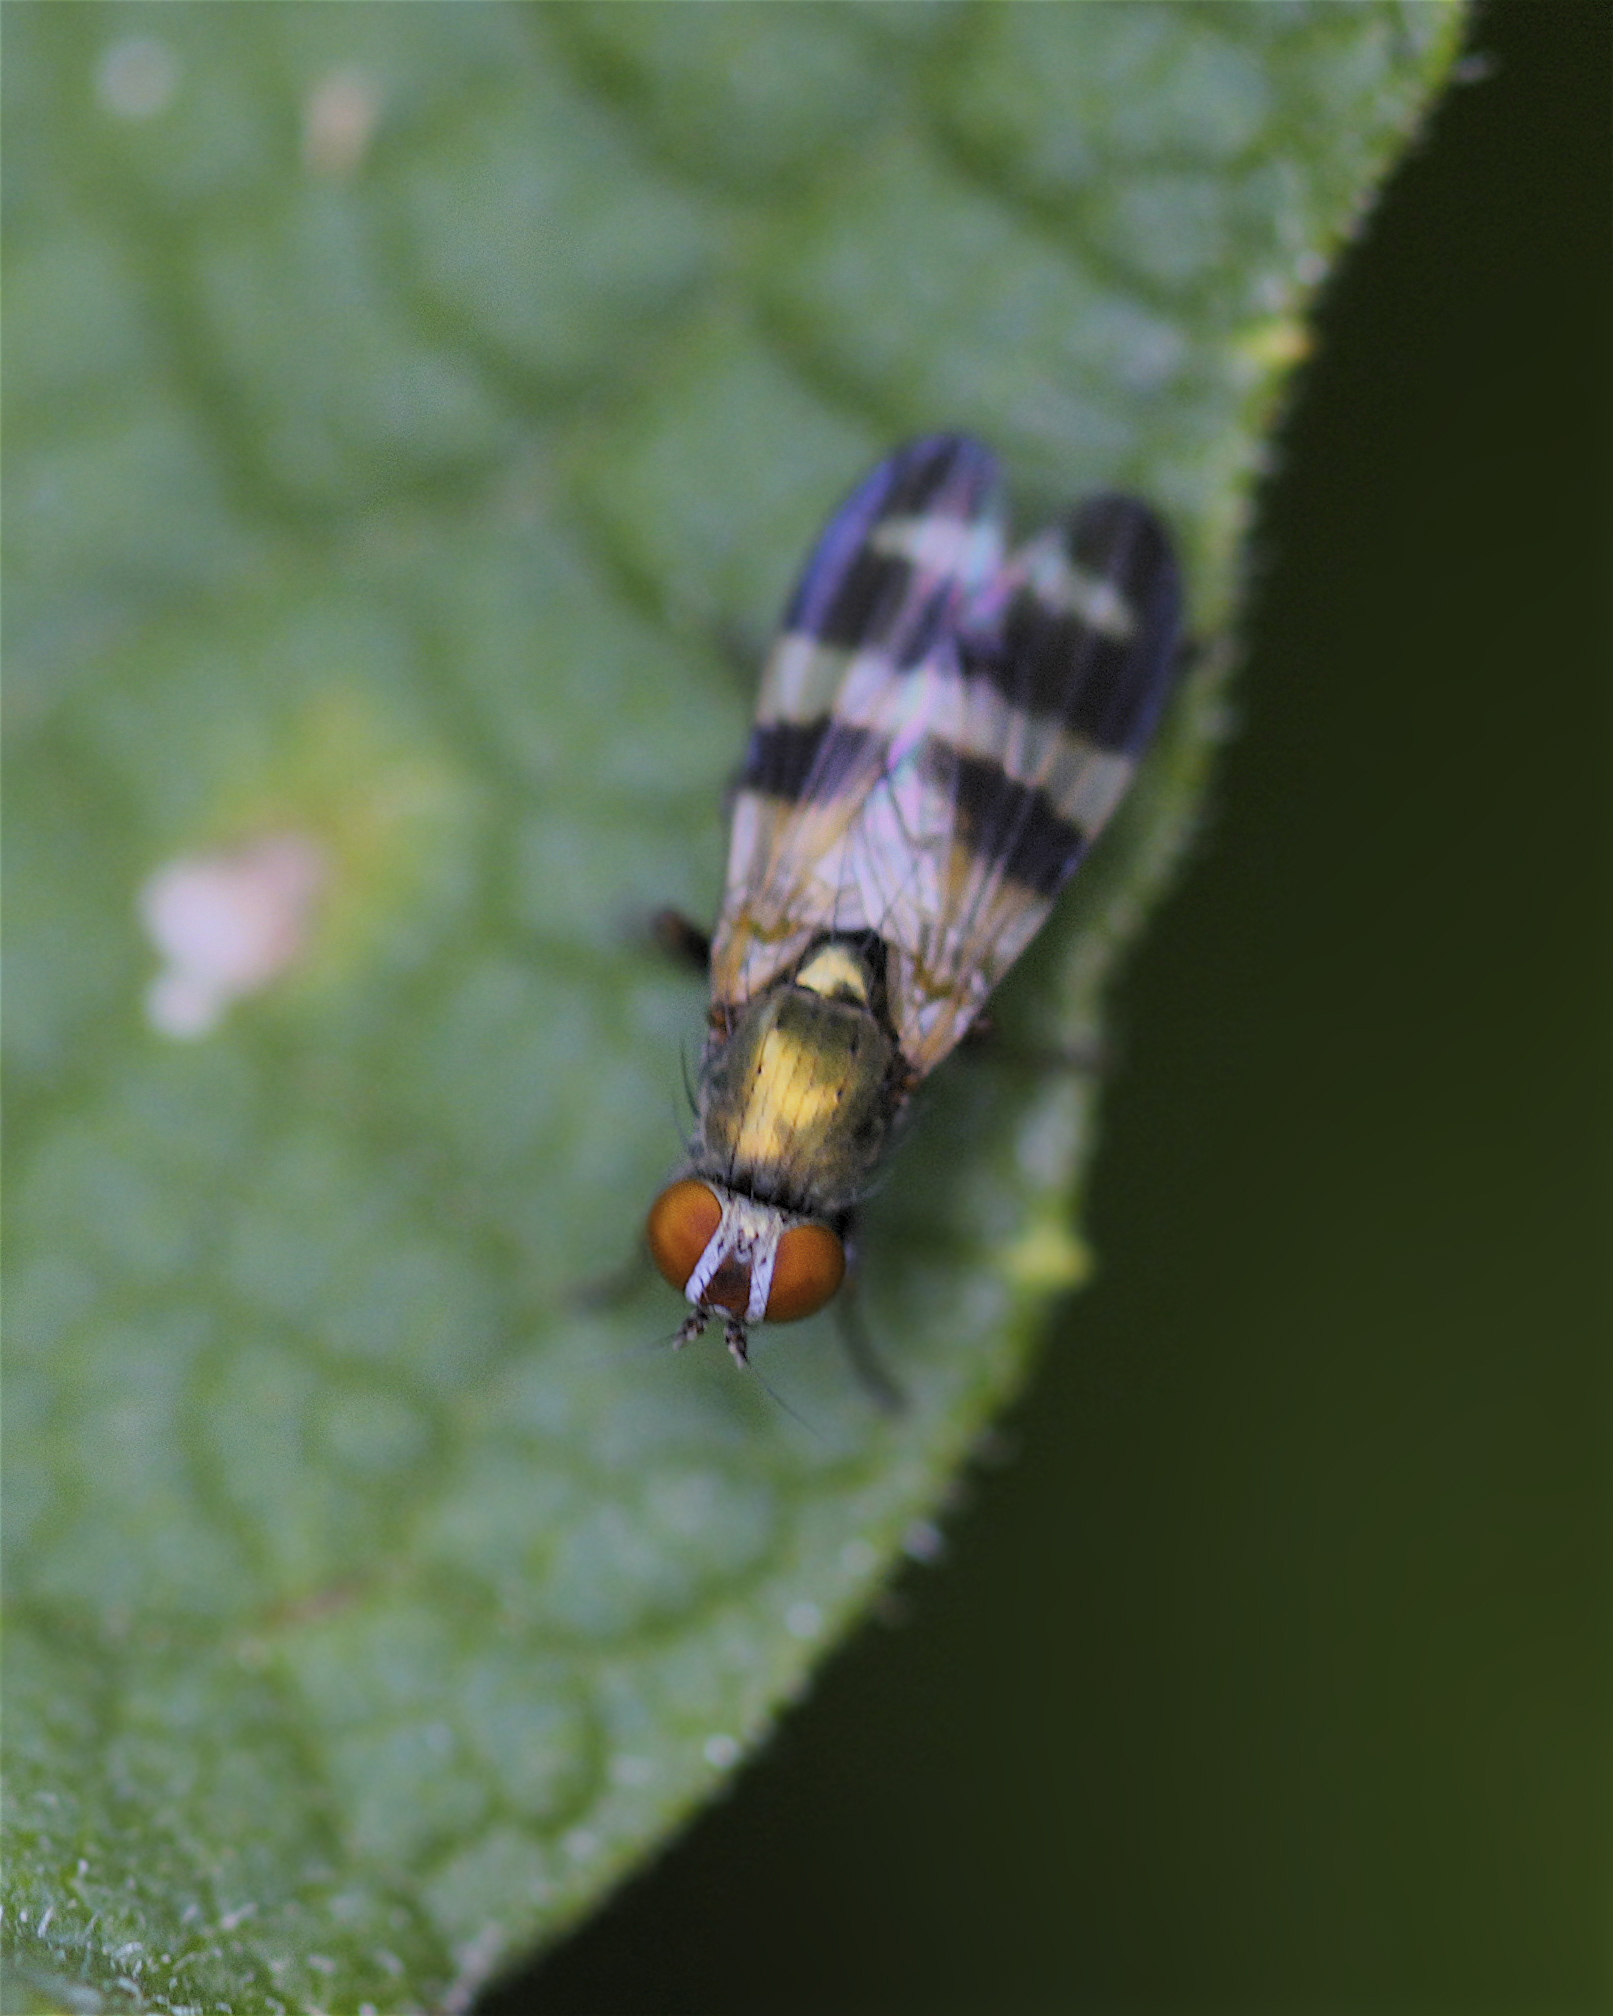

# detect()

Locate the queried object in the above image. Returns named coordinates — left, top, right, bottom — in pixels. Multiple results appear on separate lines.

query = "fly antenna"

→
left=747, top=1352, right=828, bottom=1446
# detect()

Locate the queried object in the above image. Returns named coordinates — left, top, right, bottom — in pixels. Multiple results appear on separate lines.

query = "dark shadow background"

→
left=489, top=3, right=1611, bottom=2008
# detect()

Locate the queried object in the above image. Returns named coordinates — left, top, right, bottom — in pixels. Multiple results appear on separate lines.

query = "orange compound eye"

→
left=766, top=1222, right=846, bottom=1323
left=646, top=1179, right=723, bottom=1296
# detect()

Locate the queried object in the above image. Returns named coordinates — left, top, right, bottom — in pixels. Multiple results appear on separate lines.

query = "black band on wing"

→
left=797, top=551, right=952, bottom=662
left=742, top=720, right=1085, bottom=900
left=781, top=434, right=999, bottom=658
left=740, top=717, right=881, bottom=802
left=952, top=754, right=1087, bottom=899
left=974, top=494, right=1182, bottom=757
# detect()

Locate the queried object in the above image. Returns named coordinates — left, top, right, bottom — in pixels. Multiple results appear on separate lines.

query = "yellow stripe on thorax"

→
left=793, top=943, right=871, bottom=1006
left=731, top=1019, right=854, bottom=1173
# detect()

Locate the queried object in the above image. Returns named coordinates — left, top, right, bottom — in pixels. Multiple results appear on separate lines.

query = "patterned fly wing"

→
left=710, top=437, right=1183, bottom=1075
left=710, top=435, right=1005, bottom=1009
left=898, top=490, right=1183, bottom=1069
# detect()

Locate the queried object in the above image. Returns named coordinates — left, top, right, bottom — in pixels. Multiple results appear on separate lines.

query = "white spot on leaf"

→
left=902, top=1518, right=946, bottom=1564
left=838, top=1537, right=878, bottom=1579
left=139, top=833, right=326, bottom=1038
left=785, top=1600, right=822, bottom=1640
left=302, top=68, right=381, bottom=177
left=95, top=36, right=180, bottom=118
left=702, top=1733, right=740, bottom=1769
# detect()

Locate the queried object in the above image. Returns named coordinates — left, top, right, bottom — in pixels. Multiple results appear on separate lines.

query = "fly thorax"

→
left=699, top=981, right=898, bottom=1215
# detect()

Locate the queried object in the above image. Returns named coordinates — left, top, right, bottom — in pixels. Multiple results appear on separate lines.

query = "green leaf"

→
left=3, top=5, right=1461, bottom=2010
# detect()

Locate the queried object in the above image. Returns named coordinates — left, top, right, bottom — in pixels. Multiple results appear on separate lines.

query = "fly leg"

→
left=648, top=908, right=712, bottom=975
left=568, top=1243, right=655, bottom=1312
left=836, top=1221, right=906, bottom=1416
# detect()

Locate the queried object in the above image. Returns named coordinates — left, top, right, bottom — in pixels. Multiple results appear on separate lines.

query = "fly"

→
left=646, top=434, right=1183, bottom=1370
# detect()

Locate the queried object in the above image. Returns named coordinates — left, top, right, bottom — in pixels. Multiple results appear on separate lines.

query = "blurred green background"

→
left=506, top=3, right=1610, bottom=2010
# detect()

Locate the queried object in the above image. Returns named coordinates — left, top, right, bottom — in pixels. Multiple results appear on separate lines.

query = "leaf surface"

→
left=3, top=6, right=1460, bottom=2011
